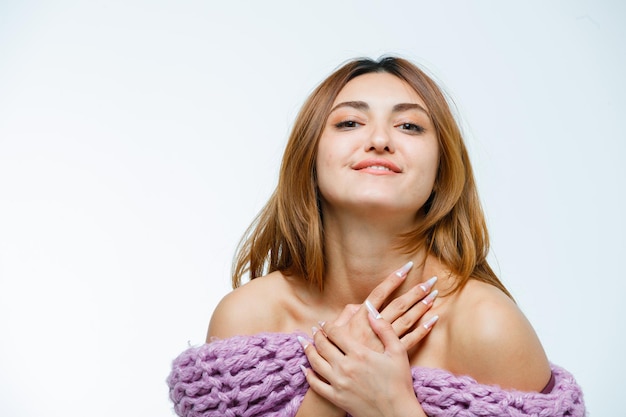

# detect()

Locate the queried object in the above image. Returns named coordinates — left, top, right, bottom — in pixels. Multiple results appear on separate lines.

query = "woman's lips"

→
left=351, top=158, right=402, bottom=174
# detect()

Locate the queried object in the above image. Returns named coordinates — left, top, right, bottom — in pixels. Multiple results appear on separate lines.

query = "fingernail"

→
left=395, top=261, right=414, bottom=278
left=299, top=364, right=308, bottom=377
left=419, top=276, right=438, bottom=292
left=365, top=299, right=382, bottom=319
left=421, top=289, right=439, bottom=305
left=311, top=326, right=318, bottom=336
left=297, top=335, right=309, bottom=349
left=317, top=321, right=326, bottom=328
left=423, top=315, right=439, bottom=330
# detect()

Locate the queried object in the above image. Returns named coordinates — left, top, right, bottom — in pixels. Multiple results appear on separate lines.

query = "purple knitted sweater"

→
left=167, top=332, right=585, bottom=417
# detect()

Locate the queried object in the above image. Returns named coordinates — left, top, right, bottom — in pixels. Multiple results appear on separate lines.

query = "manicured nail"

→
left=395, top=261, right=414, bottom=278
left=317, top=321, right=326, bottom=328
left=423, top=315, right=439, bottom=330
left=297, top=335, right=309, bottom=349
left=311, top=326, right=318, bottom=336
left=419, top=276, right=438, bottom=292
left=300, top=364, right=308, bottom=377
left=365, top=299, right=383, bottom=319
left=421, top=289, right=439, bottom=305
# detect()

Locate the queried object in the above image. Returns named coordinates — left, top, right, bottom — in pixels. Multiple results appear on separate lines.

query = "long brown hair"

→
left=232, top=56, right=511, bottom=298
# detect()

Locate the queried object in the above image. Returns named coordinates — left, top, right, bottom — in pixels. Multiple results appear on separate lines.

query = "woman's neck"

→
left=318, top=211, right=431, bottom=309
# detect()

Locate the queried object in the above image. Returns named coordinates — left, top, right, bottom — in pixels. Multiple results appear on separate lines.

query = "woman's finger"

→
left=298, top=335, right=334, bottom=381
left=399, top=314, right=439, bottom=351
left=312, top=325, right=346, bottom=364
left=381, top=276, right=437, bottom=323
left=365, top=261, right=414, bottom=309
left=300, top=365, right=336, bottom=403
left=390, top=288, right=438, bottom=337
left=366, top=312, right=405, bottom=356
left=317, top=320, right=357, bottom=356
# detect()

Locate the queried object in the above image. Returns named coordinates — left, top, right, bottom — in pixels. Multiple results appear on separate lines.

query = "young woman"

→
left=168, top=57, right=585, bottom=417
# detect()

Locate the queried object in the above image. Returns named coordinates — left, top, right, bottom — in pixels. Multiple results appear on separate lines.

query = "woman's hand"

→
left=296, top=262, right=439, bottom=416
left=324, top=261, right=438, bottom=353
left=300, top=311, right=431, bottom=417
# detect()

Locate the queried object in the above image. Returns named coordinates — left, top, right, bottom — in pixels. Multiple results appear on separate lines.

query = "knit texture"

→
left=167, top=332, right=586, bottom=417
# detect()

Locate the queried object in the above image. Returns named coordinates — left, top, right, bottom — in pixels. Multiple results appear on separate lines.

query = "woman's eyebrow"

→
left=329, top=101, right=369, bottom=113
left=392, top=102, right=429, bottom=115
left=329, top=101, right=429, bottom=115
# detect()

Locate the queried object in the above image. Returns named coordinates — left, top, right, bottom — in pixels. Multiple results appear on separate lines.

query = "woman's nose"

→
left=366, top=126, right=395, bottom=153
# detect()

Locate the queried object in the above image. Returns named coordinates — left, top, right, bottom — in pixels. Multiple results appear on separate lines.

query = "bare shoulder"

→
left=446, top=279, right=551, bottom=392
left=207, top=271, right=291, bottom=341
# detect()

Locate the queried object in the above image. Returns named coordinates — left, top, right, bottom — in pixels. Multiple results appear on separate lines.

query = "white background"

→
left=1, top=1, right=624, bottom=416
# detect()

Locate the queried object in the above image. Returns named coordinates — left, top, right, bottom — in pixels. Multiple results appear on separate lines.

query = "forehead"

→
left=332, top=72, right=427, bottom=110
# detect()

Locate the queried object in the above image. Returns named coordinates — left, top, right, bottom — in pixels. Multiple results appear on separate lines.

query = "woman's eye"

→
left=335, top=120, right=360, bottom=129
left=399, top=123, right=425, bottom=133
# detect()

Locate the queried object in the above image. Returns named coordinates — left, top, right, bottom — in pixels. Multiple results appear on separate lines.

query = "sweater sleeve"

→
left=412, top=364, right=586, bottom=417
left=167, top=333, right=586, bottom=417
left=167, top=333, right=309, bottom=417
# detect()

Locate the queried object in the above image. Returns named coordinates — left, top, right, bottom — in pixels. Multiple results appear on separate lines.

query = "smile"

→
left=352, top=159, right=402, bottom=173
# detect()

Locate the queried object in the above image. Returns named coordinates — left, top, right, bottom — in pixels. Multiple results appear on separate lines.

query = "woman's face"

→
left=316, top=72, right=440, bottom=220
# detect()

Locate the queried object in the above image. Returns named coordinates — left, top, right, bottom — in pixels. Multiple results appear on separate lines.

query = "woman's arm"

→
left=295, top=389, right=346, bottom=417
